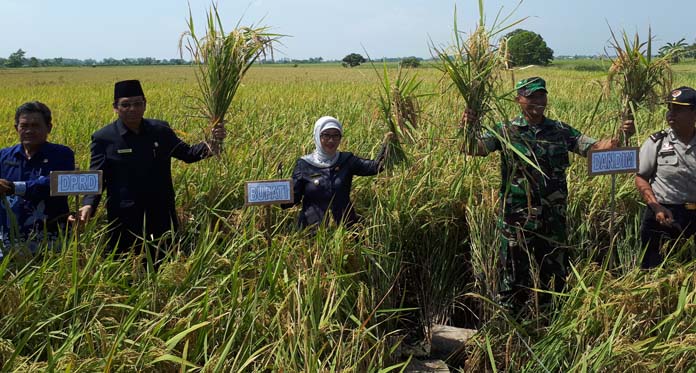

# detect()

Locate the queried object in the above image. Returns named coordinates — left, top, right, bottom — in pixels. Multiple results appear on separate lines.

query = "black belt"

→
left=662, top=203, right=696, bottom=211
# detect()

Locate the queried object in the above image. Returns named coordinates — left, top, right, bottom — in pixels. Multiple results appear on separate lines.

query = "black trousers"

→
left=640, top=205, right=696, bottom=268
left=107, top=227, right=173, bottom=270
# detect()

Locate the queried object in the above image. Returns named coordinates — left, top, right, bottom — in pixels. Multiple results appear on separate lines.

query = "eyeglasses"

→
left=116, top=101, right=146, bottom=109
left=320, top=133, right=342, bottom=141
left=16, top=122, right=46, bottom=132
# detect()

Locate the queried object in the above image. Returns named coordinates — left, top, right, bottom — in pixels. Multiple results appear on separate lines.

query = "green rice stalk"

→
left=606, top=27, right=673, bottom=145
left=180, top=3, right=281, bottom=148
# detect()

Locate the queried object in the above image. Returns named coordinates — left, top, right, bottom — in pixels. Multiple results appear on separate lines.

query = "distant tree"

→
left=342, top=53, right=366, bottom=68
left=659, top=38, right=688, bottom=63
left=101, top=58, right=119, bottom=66
left=684, top=43, right=696, bottom=59
left=6, top=49, right=26, bottom=67
left=52, top=57, right=63, bottom=66
left=28, top=57, right=39, bottom=67
left=504, top=29, right=554, bottom=66
left=400, top=56, right=421, bottom=68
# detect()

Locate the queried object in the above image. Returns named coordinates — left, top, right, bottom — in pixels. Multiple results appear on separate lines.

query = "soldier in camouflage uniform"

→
left=462, top=77, right=635, bottom=313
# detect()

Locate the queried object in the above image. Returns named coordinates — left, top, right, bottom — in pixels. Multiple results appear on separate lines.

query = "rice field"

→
left=1, top=61, right=696, bottom=371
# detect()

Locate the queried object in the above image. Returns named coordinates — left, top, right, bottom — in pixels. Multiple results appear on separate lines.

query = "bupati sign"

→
left=50, top=170, right=103, bottom=196
left=587, top=148, right=639, bottom=176
left=244, top=179, right=294, bottom=206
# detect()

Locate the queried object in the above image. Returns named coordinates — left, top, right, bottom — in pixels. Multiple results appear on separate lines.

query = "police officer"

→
left=463, top=77, right=635, bottom=313
left=75, top=80, right=226, bottom=257
left=0, top=101, right=75, bottom=259
left=636, top=86, right=696, bottom=268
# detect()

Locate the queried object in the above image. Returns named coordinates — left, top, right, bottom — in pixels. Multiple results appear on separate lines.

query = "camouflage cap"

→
left=515, top=77, right=548, bottom=97
left=666, top=86, right=696, bottom=106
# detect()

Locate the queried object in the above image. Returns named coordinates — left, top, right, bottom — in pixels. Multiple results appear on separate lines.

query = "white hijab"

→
left=301, top=116, right=343, bottom=168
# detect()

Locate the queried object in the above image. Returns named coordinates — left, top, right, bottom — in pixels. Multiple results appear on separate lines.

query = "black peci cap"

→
left=114, top=80, right=145, bottom=101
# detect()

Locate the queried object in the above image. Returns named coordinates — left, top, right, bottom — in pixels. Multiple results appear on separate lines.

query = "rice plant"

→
left=606, top=27, right=673, bottom=144
left=372, top=61, right=429, bottom=168
left=179, top=3, right=280, bottom=147
left=1, top=49, right=696, bottom=371
left=431, top=1, right=524, bottom=151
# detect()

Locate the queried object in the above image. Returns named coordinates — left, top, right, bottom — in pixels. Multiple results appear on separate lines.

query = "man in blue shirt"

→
left=0, top=101, right=75, bottom=259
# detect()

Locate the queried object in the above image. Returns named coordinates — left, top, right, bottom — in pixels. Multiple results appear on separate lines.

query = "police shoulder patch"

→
left=649, top=130, right=667, bottom=143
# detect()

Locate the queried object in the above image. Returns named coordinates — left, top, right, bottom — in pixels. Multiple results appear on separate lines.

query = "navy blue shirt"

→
left=0, top=142, right=75, bottom=240
left=285, top=152, right=383, bottom=228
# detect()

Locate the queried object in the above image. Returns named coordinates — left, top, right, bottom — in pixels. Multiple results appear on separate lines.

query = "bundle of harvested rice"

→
left=180, top=3, right=280, bottom=149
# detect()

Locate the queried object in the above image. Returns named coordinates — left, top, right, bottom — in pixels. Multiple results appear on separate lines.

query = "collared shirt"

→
left=0, top=142, right=75, bottom=253
left=82, top=118, right=211, bottom=246
left=638, top=128, right=696, bottom=204
left=479, top=115, right=596, bottom=228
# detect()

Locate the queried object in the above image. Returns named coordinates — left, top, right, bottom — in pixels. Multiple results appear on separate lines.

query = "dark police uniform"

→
left=0, top=143, right=74, bottom=258
left=638, top=128, right=696, bottom=267
left=82, top=118, right=211, bottom=251
left=285, top=150, right=385, bottom=228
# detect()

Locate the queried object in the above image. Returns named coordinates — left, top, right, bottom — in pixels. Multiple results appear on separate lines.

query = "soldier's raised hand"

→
left=461, top=109, right=480, bottom=128
left=621, top=117, right=636, bottom=138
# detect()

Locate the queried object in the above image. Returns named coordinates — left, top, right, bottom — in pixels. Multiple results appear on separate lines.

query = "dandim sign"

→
left=588, top=148, right=639, bottom=176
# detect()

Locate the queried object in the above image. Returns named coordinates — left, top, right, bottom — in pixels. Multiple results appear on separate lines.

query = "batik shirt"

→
left=0, top=143, right=75, bottom=258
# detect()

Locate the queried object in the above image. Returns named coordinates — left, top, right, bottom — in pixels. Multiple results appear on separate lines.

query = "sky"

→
left=0, top=0, right=693, bottom=61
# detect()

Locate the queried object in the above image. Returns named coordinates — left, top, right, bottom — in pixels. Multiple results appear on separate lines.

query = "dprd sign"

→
left=244, top=179, right=294, bottom=206
left=50, top=170, right=103, bottom=196
left=588, top=148, right=639, bottom=176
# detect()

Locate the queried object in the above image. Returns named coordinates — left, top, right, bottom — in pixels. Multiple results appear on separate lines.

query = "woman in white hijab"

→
left=284, top=116, right=391, bottom=229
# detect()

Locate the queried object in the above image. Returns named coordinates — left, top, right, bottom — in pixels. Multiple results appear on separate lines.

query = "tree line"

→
left=7, top=30, right=692, bottom=69
left=2, top=49, right=189, bottom=68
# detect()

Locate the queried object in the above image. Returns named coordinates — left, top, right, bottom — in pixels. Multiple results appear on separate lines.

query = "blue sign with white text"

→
left=588, top=148, right=639, bottom=176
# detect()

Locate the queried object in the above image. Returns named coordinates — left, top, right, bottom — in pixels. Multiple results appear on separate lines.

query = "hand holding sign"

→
left=68, top=205, right=93, bottom=225
left=0, top=179, right=14, bottom=195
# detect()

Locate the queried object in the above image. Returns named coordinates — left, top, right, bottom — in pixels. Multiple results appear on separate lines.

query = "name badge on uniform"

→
left=659, top=149, right=675, bottom=156
left=117, top=148, right=133, bottom=154
left=3, top=161, right=19, bottom=166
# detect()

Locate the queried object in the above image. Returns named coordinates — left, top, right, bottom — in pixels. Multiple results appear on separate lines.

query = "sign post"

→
left=244, top=178, right=293, bottom=249
left=587, top=147, right=639, bottom=266
left=50, top=170, right=103, bottom=239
